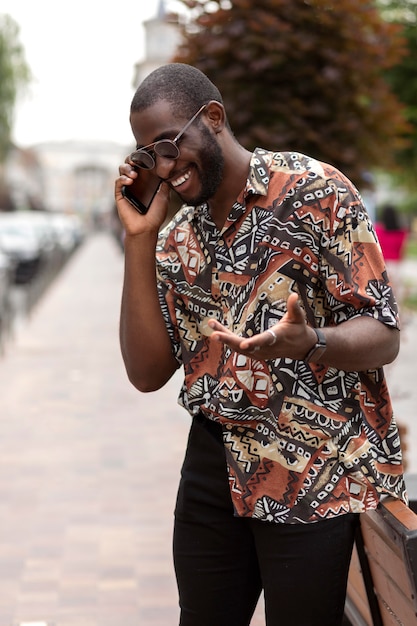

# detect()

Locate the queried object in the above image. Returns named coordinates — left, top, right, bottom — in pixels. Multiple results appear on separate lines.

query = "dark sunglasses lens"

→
left=130, top=150, right=154, bottom=169
left=154, top=140, right=180, bottom=159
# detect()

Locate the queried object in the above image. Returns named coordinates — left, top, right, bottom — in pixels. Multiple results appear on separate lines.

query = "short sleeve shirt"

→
left=156, top=148, right=406, bottom=523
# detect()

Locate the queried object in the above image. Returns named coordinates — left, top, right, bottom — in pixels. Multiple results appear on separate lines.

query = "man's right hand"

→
left=115, top=162, right=170, bottom=236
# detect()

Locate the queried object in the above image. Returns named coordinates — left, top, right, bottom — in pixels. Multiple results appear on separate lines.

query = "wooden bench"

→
left=344, top=497, right=417, bottom=625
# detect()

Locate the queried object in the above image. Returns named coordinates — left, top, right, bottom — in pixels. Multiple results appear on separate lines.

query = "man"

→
left=115, top=63, right=406, bottom=626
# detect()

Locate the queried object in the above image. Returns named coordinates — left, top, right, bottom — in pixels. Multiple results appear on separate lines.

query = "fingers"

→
left=115, top=164, right=137, bottom=200
left=156, top=180, right=170, bottom=202
left=117, top=163, right=138, bottom=189
left=208, top=293, right=308, bottom=360
left=207, top=319, right=235, bottom=342
left=209, top=319, right=277, bottom=356
left=120, top=161, right=137, bottom=175
left=284, top=292, right=306, bottom=323
left=239, top=327, right=278, bottom=354
left=208, top=319, right=231, bottom=334
left=266, top=328, right=277, bottom=345
left=115, top=164, right=169, bottom=234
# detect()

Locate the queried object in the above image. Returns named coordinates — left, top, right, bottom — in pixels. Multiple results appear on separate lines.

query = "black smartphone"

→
left=121, top=167, right=162, bottom=214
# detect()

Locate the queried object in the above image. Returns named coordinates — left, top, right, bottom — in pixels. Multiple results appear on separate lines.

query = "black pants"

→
left=173, top=413, right=359, bottom=626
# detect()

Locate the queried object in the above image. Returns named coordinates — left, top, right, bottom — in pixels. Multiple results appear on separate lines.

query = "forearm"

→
left=120, top=233, right=178, bottom=392
left=311, top=316, right=400, bottom=371
left=210, top=294, right=400, bottom=372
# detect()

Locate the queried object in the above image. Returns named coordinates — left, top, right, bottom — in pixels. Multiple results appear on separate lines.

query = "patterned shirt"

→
left=156, top=148, right=406, bottom=524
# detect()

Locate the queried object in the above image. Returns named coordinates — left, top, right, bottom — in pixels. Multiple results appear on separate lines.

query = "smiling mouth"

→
left=171, top=169, right=191, bottom=188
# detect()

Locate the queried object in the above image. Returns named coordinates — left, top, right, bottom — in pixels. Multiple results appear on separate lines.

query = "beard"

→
left=178, top=124, right=224, bottom=207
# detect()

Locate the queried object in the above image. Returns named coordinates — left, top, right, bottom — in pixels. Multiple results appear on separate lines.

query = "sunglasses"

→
left=128, top=103, right=207, bottom=170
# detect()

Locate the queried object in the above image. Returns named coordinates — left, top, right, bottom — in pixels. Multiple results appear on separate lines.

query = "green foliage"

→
left=173, top=0, right=409, bottom=187
left=378, top=0, right=417, bottom=21
left=378, top=1, right=417, bottom=191
left=397, top=190, right=417, bottom=216
left=0, top=14, right=31, bottom=162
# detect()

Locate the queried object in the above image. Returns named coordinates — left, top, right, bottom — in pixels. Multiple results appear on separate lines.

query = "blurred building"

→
left=133, top=0, right=182, bottom=88
left=2, top=139, right=127, bottom=227
left=29, top=140, right=127, bottom=221
left=2, top=1, right=182, bottom=224
left=1, top=145, right=45, bottom=212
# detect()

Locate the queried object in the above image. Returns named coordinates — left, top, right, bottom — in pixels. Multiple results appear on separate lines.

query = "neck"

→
left=209, top=145, right=252, bottom=229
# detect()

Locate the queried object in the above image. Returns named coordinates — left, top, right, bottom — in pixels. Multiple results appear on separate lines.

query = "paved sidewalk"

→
left=0, top=234, right=182, bottom=625
left=0, top=233, right=265, bottom=626
left=0, top=232, right=416, bottom=625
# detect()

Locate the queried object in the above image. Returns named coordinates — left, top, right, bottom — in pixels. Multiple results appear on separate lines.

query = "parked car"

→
left=0, top=213, right=44, bottom=284
left=0, top=211, right=85, bottom=284
left=47, top=212, right=85, bottom=253
left=0, top=248, right=15, bottom=350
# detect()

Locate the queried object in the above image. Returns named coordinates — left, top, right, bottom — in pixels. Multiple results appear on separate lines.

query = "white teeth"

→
left=172, top=171, right=191, bottom=188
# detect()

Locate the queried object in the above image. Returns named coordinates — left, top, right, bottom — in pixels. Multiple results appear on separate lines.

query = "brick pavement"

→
left=0, top=233, right=265, bottom=626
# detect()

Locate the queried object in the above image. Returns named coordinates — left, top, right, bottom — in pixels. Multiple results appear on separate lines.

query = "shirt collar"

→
left=190, top=147, right=273, bottom=221
left=244, top=147, right=273, bottom=198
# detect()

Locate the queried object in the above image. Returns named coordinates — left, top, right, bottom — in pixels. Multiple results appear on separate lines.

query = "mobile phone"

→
left=121, top=167, right=162, bottom=214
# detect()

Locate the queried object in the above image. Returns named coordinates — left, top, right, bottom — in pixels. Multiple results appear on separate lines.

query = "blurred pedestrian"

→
left=375, top=203, right=408, bottom=309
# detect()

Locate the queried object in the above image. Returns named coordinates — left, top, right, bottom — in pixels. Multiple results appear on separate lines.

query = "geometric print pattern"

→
left=156, top=148, right=406, bottom=523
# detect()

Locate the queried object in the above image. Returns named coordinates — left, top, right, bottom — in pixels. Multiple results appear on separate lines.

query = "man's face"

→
left=188, top=122, right=224, bottom=206
left=130, top=100, right=224, bottom=207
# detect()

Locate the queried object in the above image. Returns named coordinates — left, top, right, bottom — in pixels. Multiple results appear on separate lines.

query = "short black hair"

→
left=130, top=63, right=224, bottom=119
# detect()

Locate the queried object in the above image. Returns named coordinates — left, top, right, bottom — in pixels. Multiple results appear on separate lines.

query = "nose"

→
left=154, top=154, right=177, bottom=179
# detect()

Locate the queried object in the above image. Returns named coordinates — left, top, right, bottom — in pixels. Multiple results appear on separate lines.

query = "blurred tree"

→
left=378, top=0, right=417, bottom=191
left=173, top=0, right=409, bottom=187
left=378, top=0, right=417, bottom=19
left=0, top=14, right=31, bottom=163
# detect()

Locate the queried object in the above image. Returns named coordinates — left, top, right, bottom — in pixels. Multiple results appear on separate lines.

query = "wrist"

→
left=123, top=230, right=158, bottom=249
left=304, top=328, right=327, bottom=363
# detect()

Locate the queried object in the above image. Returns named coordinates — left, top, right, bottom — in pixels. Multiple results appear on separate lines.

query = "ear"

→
left=205, top=100, right=226, bottom=134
